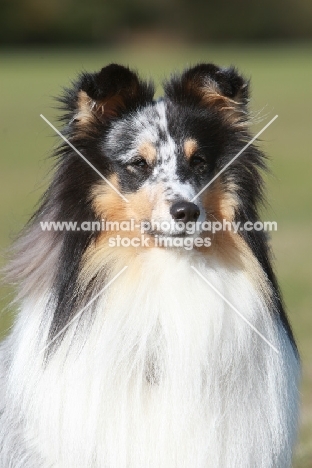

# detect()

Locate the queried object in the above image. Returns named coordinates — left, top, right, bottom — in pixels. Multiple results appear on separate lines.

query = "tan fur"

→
left=184, top=77, right=248, bottom=126
left=184, top=139, right=198, bottom=160
left=195, top=180, right=237, bottom=259
left=75, top=90, right=127, bottom=129
left=197, top=180, right=270, bottom=296
left=90, top=177, right=156, bottom=252
left=76, top=91, right=95, bottom=125
left=82, top=178, right=162, bottom=287
left=138, top=142, right=157, bottom=165
left=200, top=83, right=247, bottom=126
left=92, top=179, right=153, bottom=230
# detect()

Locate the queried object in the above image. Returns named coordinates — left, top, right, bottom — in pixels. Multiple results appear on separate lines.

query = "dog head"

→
left=59, top=63, right=258, bottom=245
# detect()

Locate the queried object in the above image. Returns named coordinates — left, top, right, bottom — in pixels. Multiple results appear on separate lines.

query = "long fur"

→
left=0, top=63, right=299, bottom=467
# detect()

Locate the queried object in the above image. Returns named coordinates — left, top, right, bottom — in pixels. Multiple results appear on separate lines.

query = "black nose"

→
left=170, top=201, right=200, bottom=223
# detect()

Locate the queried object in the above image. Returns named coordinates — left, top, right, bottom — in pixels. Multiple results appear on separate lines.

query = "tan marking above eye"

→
left=184, top=139, right=198, bottom=160
left=137, top=142, right=157, bottom=165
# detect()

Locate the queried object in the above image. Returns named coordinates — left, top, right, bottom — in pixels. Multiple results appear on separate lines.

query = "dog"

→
left=0, top=63, right=299, bottom=467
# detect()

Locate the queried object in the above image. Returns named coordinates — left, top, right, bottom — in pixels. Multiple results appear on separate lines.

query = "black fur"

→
left=164, top=64, right=249, bottom=109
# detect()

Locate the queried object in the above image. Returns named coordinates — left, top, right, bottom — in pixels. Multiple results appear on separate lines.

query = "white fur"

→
left=0, top=249, right=299, bottom=467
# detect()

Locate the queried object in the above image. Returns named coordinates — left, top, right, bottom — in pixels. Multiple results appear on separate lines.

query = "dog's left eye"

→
left=190, top=155, right=207, bottom=172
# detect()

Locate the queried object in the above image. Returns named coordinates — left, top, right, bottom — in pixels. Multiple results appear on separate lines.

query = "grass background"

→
left=0, top=45, right=311, bottom=466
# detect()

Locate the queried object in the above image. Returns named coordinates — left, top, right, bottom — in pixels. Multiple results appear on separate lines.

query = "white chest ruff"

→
left=5, top=250, right=299, bottom=468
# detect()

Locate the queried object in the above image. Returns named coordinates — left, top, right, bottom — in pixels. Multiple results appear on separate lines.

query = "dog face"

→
left=61, top=64, right=255, bottom=242
left=102, top=98, right=214, bottom=236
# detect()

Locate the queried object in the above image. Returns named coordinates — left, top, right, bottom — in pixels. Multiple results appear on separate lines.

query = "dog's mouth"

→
left=147, top=230, right=188, bottom=238
left=140, top=218, right=202, bottom=238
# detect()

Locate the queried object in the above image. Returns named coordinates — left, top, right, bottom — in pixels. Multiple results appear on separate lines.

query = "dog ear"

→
left=164, top=64, right=249, bottom=121
left=69, top=64, right=154, bottom=126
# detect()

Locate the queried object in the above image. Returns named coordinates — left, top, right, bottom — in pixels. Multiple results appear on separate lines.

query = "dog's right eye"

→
left=126, top=157, right=150, bottom=172
left=130, top=158, right=148, bottom=168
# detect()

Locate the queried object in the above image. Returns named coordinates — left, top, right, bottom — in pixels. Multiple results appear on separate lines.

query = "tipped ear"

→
left=164, top=64, right=249, bottom=121
left=69, top=64, right=154, bottom=126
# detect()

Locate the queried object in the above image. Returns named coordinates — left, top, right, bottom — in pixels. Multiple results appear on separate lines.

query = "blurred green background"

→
left=0, top=1, right=311, bottom=466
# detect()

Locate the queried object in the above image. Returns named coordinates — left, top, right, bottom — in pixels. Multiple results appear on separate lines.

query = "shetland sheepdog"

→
left=0, top=63, right=299, bottom=467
